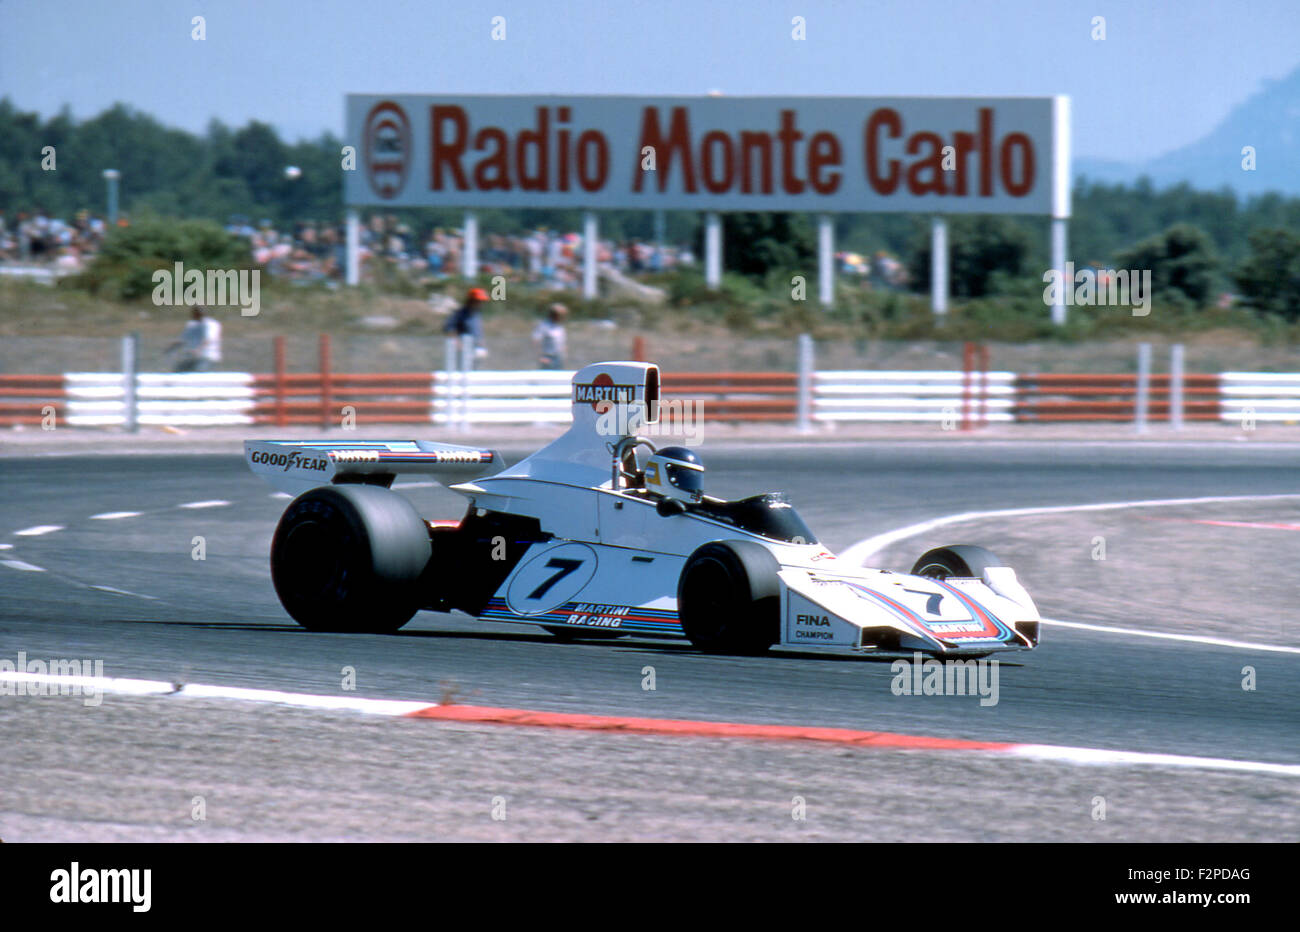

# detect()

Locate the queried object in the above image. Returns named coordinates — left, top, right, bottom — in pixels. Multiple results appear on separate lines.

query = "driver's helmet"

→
left=644, top=446, right=704, bottom=502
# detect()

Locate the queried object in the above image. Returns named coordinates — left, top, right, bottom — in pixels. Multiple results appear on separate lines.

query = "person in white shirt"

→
left=532, top=303, right=568, bottom=370
left=169, top=307, right=222, bottom=372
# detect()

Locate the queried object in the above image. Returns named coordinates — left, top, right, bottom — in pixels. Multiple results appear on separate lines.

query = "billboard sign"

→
left=345, top=94, right=1069, bottom=217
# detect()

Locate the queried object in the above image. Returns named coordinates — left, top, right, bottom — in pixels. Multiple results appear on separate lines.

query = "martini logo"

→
left=364, top=101, right=411, bottom=199
left=573, top=373, right=634, bottom=410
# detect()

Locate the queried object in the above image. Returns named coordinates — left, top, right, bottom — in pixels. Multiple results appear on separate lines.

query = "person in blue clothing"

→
left=444, top=287, right=489, bottom=361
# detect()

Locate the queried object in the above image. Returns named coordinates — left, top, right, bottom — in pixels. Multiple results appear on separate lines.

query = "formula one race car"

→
left=245, top=361, right=1040, bottom=656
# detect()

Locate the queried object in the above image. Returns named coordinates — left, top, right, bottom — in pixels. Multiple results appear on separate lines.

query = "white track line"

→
left=1, top=671, right=1296, bottom=778
left=1041, top=617, right=1300, bottom=655
left=177, top=500, right=230, bottom=509
left=90, top=511, right=143, bottom=520
left=179, top=682, right=433, bottom=716
left=1008, top=744, right=1300, bottom=777
left=2, top=559, right=45, bottom=572
left=13, top=524, right=65, bottom=537
left=0, top=543, right=11, bottom=550
left=90, top=585, right=158, bottom=600
left=841, top=493, right=1300, bottom=564
left=0, top=672, right=176, bottom=696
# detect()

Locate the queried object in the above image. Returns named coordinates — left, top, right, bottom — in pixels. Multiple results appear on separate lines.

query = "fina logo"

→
left=364, top=101, right=411, bottom=199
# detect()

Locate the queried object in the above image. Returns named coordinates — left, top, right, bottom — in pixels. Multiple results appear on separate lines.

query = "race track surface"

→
left=3, top=441, right=1297, bottom=766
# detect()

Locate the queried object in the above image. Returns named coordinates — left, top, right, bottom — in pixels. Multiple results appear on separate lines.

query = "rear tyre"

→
left=677, top=541, right=780, bottom=654
left=910, top=545, right=1002, bottom=580
left=270, top=485, right=430, bottom=633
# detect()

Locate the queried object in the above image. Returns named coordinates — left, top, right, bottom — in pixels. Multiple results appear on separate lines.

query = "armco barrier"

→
left=813, top=371, right=1016, bottom=423
left=252, top=372, right=436, bottom=427
left=1219, top=373, right=1300, bottom=423
left=0, top=374, right=66, bottom=426
left=432, top=370, right=571, bottom=425
left=432, top=370, right=798, bottom=425
left=64, top=373, right=258, bottom=426
left=7, top=368, right=1300, bottom=429
left=1014, top=373, right=1221, bottom=422
left=662, top=371, right=797, bottom=422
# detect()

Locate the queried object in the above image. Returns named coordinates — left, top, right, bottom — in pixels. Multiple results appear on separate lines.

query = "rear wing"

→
left=245, top=440, right=501, bottom=496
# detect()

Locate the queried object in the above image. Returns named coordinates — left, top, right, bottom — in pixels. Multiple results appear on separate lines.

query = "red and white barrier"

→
left=4, top=367, right=1300, bottom=429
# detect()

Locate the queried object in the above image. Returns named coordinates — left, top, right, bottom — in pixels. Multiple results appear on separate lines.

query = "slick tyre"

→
left=910, top=544, right=1002, bottom=580
left=270, top=485, right=430, bottom=633
left=677, top=540, right=780, bottom=654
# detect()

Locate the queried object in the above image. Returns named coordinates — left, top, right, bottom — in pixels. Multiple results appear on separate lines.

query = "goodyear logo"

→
left=250, top=450, right=328, bottom=472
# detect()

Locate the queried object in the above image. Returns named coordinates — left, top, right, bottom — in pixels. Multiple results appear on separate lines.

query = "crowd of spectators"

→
left=342, top=214, right=697, bottom=288
left=1, top=209, right=916, bottom=294
left=0, top=209, right=111, bottom=271
left=0, top=208, right=705, bottom=288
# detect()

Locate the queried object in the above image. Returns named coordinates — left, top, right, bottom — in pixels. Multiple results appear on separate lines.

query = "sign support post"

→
left=817, top=214, right=834, bottom=308
left=931, top=217, right=948, bottom=317
left=1051, top=95, right=1073, bottom=327
left=345, top=209, right=360, bottom=286
left=463, top=211, right=479, bottom=279
left=583, top=211, right=598, bottom=299
left=704, top=212, right=722, bottom=289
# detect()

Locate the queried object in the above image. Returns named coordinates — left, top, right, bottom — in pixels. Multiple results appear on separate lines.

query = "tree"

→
left=1113, top=223, right=1218, bottom=306
left=696, top=212, right=815, bottom=282
left=906, top=215, right=1034, bottom=298
left=1235, top=228, right=1300, bottom=320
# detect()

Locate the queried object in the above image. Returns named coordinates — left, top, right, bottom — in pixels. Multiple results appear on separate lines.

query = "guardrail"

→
left=1014, top=373, right=1222, bottom=422
left=814, top=370, right=1017, bottom=423
left=4, top=335, right=1299, bottom=430
left=0, top=374, right=65, bottom=427
left=1219, top=373, right=1300, bottom=423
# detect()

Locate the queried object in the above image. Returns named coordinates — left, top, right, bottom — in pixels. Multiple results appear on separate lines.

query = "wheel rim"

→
left=282, top=519, right=347, bottom=599
left=683, top=557, right=735, bottom=638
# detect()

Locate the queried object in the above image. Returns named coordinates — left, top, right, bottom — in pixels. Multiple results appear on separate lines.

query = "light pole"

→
left=102, top=169, right=120, bottom=226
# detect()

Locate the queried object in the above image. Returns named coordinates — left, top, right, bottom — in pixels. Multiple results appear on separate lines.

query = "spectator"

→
left=533, top=303, right=568, bottom=370
left=167, top=307, right=222, bottom=372
left=444, top=287, right=489, bottom=361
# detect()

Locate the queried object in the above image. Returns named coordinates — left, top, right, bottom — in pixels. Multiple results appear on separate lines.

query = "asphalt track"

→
left=1, top=442, right=1298, bottom=766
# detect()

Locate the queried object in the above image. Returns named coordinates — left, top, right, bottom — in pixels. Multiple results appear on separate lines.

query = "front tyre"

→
left=910, top=544, right=1002, bottom=580
left=677, top=541, right=780, bottom=654
left=270, top=485, right=431, bottom=633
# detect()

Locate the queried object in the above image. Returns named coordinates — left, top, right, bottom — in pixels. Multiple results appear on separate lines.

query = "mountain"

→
left=1075, top=65, right=1300, bottom=197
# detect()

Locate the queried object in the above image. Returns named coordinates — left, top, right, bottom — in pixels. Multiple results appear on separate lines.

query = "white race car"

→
left=245, top=361, right=1040, bottom=656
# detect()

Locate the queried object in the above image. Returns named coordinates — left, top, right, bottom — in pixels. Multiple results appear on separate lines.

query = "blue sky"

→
left=2, top=0, right=1297, bottom=162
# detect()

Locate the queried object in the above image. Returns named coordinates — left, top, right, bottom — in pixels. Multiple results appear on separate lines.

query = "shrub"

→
left=71, top=218, right=255, bottom=301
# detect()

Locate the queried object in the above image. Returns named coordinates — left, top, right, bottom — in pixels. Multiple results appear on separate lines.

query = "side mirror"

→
left=656, top=498, right=686, bottom=517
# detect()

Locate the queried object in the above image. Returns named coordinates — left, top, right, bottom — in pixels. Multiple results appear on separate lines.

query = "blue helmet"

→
left=645, top=446, right=704, bottom=501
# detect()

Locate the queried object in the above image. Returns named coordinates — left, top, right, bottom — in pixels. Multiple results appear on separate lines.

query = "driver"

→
left=643, top=446, right=704, bottom=503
